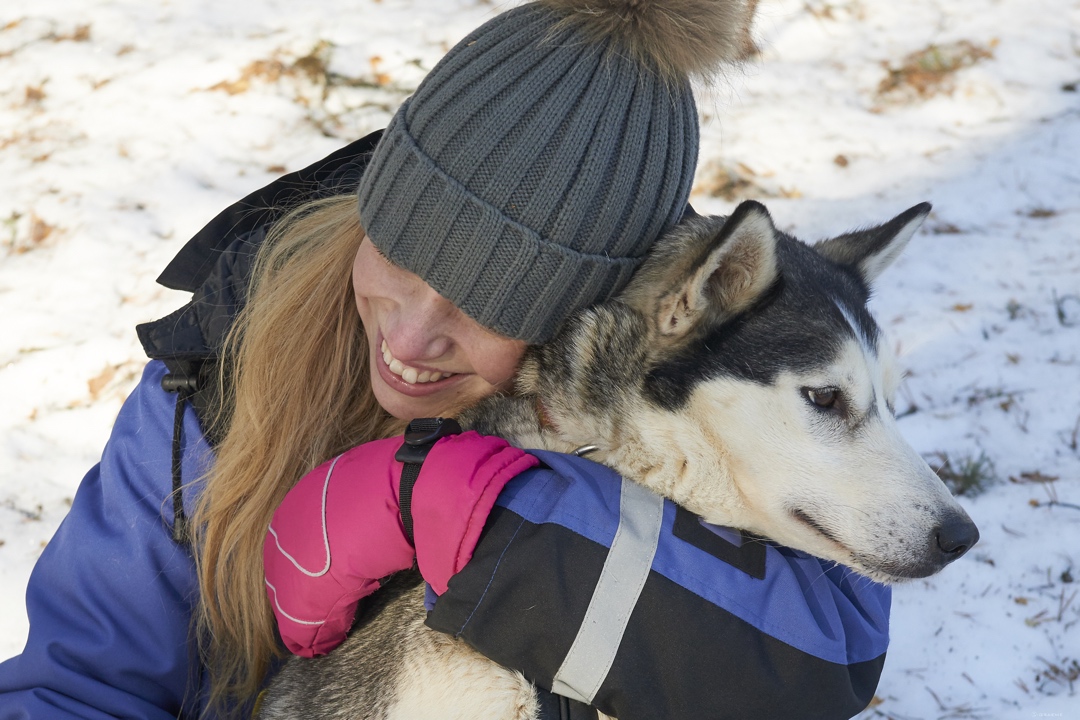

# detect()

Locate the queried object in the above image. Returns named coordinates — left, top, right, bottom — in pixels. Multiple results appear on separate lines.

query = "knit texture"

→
left=357, top=2, right=699, bottom=343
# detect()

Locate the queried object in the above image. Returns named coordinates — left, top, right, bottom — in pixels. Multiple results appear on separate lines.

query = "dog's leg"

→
left=386, top=623, right=540, bottom=720
left=259, top=571, right=542, bottom=720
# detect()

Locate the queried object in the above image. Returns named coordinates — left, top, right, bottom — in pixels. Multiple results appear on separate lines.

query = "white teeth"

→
left=380, top=340, right=452, bottom=384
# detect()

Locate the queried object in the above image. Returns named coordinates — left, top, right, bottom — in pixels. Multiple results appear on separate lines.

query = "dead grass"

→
left=1, top=498, right=43, bottom=522
left=877, top=40, right=994, bottom=103
left=962, top=384, right=1026, bottom=412
left=208, top=41, right=338, bottom=96
left=1052, top=290, right=1080, bottom=327
left=693, top=160, right=802, bottom=201
left=53, top=24, right=90, bottom=43
left=2, top=211, right=58, bottom=255
left=926, top=450, right=997, bottom=497
left=1033, top=656, right=1079, bottom=695
left=204, top=40, right=423, bottom=136
left=207, top=40, right=415, bottom=97
left=209, top=58, right=290, bottom=96
left=804, top=0, right=866, bottom=22
left=0, top=20, right=90, bottom=59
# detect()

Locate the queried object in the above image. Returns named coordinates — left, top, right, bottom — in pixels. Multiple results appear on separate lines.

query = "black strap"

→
left=162, top=369, right=200, bottom=545
left=535, top=688, right=600, bottom=720
left=398, top=461, right=422, bottom=547
left=394, top=417, right=462, bottom=544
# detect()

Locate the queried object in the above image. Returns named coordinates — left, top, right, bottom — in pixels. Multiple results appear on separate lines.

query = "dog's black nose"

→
left=935, top=513, right=980, bottom=562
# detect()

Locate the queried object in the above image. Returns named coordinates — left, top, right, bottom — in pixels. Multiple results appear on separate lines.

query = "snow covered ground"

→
left=1, top=0, right=1077, bottom=717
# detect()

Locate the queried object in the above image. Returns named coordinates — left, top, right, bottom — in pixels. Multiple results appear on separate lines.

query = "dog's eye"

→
left=804, top=387, right=840, bottom=410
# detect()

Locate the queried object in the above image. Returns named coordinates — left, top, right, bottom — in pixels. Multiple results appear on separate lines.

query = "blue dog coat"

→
left=428, top=450, right=891, bottom=720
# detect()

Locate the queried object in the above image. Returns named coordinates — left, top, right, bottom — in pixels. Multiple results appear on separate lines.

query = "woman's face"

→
left=352, top=237, right=527, bottom=420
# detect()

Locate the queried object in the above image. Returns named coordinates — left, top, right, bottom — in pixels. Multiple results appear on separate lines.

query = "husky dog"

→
left=258, top=200, right=979, bottom=719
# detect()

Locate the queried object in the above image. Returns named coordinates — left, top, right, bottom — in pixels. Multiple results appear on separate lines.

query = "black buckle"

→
left=161, top=373, right=200, bottom=395
left=395, top=418, right=462, bottom=544
left=395, top=417, right=462, bottom=464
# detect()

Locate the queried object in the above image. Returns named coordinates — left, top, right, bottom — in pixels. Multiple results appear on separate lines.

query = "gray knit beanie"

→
left=357, top=0, right=755, bottom=343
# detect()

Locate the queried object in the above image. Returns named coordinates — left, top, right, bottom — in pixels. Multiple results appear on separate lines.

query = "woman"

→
left=0, top=1, right=886, bottom=719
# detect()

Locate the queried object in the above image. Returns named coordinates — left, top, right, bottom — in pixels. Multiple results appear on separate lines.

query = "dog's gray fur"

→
left=258, top=201, right=978, bottom=719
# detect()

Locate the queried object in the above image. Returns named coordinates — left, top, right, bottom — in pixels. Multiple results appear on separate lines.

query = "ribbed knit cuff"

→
left=357, top=105, right=642, bottom=344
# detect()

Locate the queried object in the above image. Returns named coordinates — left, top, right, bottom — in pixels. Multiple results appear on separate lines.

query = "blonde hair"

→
left=190, top=194, right=406, bottom=712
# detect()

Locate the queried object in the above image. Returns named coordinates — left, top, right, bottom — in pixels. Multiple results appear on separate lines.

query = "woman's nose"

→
left=381, top=286, right=457, bottom=362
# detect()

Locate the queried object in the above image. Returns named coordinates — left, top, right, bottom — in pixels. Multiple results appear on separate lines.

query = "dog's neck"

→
left=458, top=393, right=573, bottom=455
left=459, top=302, right=749, bottom=527
left=534, top=396, right=557, bottom=435
left=462, top=390, right=747, bottom=527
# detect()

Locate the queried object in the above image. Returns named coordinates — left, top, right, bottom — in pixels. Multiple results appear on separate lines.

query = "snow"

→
left=1, top=0, right=1077, bottom=717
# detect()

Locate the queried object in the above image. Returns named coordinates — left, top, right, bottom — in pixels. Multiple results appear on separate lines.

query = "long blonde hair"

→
left=190, top=194, right=406, bottom=712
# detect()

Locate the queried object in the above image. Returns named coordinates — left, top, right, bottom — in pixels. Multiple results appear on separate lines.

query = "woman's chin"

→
left=370, top=365, right=476, bottom=420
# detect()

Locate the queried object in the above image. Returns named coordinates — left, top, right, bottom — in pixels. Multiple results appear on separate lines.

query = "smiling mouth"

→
left=380, top=339, right=457, bottom=385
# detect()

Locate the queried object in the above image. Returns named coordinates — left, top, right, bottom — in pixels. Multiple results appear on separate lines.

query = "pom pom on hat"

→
left=539, top=0, right=757, bottom=80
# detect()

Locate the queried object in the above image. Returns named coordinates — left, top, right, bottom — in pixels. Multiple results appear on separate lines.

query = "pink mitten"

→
left=263, top=431, right=538, bottom=657
left=412, top=432, right=540, bottom=595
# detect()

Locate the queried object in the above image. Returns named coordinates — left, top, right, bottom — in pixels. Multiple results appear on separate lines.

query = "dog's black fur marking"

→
left=644, top=234, right=880, bottom=411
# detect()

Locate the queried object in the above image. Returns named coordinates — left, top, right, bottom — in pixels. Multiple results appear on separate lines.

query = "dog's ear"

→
left=814, top=203, right=931, bottom=285
left=654, top=200, right=779, bottom=339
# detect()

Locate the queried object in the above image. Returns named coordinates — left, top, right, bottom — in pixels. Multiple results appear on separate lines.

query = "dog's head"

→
left=535, top=201, right=978, bottom=584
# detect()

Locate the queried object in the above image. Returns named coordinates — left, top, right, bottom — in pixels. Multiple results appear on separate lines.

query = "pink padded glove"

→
left=263, top=431, right=538, bottom=658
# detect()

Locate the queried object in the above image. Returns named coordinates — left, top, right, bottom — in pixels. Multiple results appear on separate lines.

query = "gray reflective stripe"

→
left=550, top=479, right=665, bottom=704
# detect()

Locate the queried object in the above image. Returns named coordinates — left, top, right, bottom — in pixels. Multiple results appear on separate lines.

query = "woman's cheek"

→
left=476, top=339, right=527, bottom=389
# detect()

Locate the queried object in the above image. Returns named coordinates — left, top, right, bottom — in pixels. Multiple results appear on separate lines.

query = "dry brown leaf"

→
left=28, top=214, right=54, bottom=246
left=209, top=58, right=288, bottom=95
left=88, top=365, right=117, bottom=400
left=25, top=84, right=46, bottom=104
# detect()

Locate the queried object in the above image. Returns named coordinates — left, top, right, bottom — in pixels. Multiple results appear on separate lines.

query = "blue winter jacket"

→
left=0, top=360, right=214, bottom=718
left=0, top=134, right=892, bottom=719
